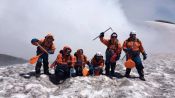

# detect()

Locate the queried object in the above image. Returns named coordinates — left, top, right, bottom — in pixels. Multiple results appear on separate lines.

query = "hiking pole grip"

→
left=93, top=27, right=112, bottom=40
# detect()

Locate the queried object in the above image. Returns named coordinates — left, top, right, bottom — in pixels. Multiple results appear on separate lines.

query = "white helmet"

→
left=95, top=52, right=102, bottom=57
left=130, top=30, right=136, bottom=35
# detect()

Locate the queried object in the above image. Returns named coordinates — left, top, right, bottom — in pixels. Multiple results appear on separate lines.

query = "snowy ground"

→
left=0, top=54, right=175, bottom=98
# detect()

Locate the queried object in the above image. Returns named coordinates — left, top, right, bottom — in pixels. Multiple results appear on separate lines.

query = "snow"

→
left=0, top=54, right=175, bottom=98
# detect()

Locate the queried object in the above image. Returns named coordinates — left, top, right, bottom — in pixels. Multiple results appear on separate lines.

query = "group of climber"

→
left=31, top=30, right=147, bottom=81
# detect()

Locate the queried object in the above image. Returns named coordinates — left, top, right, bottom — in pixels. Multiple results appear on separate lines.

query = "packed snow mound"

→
left=0, top=54, right=27, bottom=66
left=0, top=54, right=175, bottom=98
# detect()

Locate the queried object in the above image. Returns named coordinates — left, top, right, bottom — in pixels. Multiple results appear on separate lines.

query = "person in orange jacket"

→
left=99, top=32, right=122, bottom=76
left=123, top=31, right=147, bottom=81
left=89, top=52, right=104, bottom=76
left=31, top=34, right=56, bottom=77
left=50, top=46, right=76, bottom=79
left=74, top=49, right=89, bottom=76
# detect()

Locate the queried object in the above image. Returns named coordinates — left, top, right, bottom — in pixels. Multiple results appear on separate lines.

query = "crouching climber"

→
left=89, top=52, right=104, bottom=76
left=50, top=46, right=76, bottom=80
left=74, top=49, right=89, bottom=76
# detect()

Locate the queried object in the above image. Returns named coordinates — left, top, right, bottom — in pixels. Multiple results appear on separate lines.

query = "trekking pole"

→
left=93, top=27, right=112, bottom=40
left=121, top=54, right=126, bottom=60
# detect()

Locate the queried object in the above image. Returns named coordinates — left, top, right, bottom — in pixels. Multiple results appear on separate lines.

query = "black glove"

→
left=99, top=32, right=104, bottom=38
left=86, top=61, right=90, bottom=65
left=142, top=52, right=147, bottom=60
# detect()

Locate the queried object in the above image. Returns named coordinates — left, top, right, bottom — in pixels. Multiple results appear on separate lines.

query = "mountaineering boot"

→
left=124, top=74, right=131, bottom=78
left=124, top=68, right=131, bottom=78
left=139, top=76, right=146, bottom=81
left=44, top=71, right=51, bottom=75
left=138, top=69, right=145, bottom=81
left=35, top=73, right=40, bottom=78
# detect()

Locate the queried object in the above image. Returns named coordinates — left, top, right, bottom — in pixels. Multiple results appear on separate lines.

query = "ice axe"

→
left=29, top=43, right=48, bottom=64
left=92, top=27, right=113, bottom=40
left=121, top=54, right=126, bottom=60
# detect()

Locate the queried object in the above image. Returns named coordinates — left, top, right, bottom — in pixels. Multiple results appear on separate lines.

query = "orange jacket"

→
left=75, top=54, right=88, bottom=67
left=37, top=38, right=56, bottom=53
left=100, top=37, right=122, bottom=55
left=91, top=57, right=104, bottom=68
left=56, top=53, right=76, bottom=67
left=123, top=38, right=145, bottom=53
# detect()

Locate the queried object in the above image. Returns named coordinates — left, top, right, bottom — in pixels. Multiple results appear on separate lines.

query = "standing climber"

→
left=99, top=32, right=122, bottom=76
left=31, top=34, right=56, bottom=77
left=74, top=49, right=89, bottom=76
left=123, top=31, right=147, bottom=81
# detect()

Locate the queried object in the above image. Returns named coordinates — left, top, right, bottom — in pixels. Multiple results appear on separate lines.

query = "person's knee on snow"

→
left=50, top=46, right=76, bottom=79
left=74, top=49, right=89, bottom=76
left=90, top=52, right=104, bottom=76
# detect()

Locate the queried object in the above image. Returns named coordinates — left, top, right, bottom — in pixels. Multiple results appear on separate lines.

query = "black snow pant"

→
left=105, top=49, right=116, bottom=76
left=55, top=64, right=70, bottom=80
left=74, top=66, right=83, bottom=76
left=125, top=55, right=144, bottom=77
left=105, top=62, right=116, bottom=75
left=35, top=48, right=49, bottom=74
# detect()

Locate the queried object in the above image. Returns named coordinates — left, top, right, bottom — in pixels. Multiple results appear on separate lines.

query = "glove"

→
left=142, top=52, right=147, bottom=60
left=86, top=61, right=90, bottom=65
left=50, top=61, right=57, bottom=68
left=99, top=32, right=104, bottom=38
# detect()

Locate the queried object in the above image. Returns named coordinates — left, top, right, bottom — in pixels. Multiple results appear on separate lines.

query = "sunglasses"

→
left=111, top=36, right=117, bottom=38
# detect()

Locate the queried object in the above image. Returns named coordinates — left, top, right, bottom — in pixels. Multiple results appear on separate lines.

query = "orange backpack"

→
left=124, top=59, right=136, bottom=68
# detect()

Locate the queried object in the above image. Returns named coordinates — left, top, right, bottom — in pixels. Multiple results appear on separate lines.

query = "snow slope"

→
left=0, top=54, right=175, bottom=98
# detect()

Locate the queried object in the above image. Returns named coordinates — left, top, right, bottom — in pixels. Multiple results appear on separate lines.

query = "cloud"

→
left=0, top=0, right=175, bottom=61
left=120, top=0, right=175, bottom=23
left=0, top=0, right=132, bottom=60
